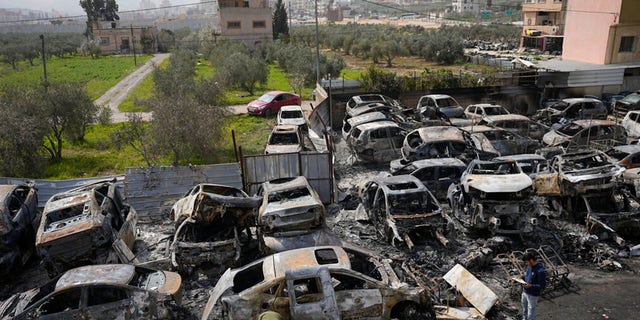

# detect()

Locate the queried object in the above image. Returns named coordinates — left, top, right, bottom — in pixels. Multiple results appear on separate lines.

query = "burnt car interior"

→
left=269, top=133, right=299, bottom=145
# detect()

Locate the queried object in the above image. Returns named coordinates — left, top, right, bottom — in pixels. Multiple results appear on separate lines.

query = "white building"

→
left=452, top=0, right=482, bottom=15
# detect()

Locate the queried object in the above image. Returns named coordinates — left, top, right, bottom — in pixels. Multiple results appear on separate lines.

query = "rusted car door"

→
left=287, top=267, right=339, bottom=320
left=330, top=271, right=383, bottom=319
left=370, top=127, right=395, bottom=162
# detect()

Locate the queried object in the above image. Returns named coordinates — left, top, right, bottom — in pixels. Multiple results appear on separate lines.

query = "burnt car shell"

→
left=257, top=176, right=325, bottom=235
left=449, top=159, right=536, bottom=234
left=0, top=185, right=39, bottom=276
left=201, top=246, right=430, bottom=320
left=360, top=175, right=444, bottom=246
left=169, top=184, right=262, bottom=271
left=390, top=158, right=466, bottom=201
left=534, top=151, right=625, bottom=197
left=36, top=181, right=137, bottom=276
left=0, top=264, right=181, bottom=319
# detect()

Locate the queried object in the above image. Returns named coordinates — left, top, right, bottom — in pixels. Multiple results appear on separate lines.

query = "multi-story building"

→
left=562, top=0, right=640, bottom=64
left=218, top=0, right=272, bottom=45
left=520, top=0, right=566, bottom=52
left=451, top=0, right=482, bottom=15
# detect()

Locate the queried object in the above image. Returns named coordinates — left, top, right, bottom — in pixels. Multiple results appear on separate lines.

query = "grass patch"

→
left=42, top=113, right=274, bottom=179
left=0, top=55, right=152, bottom=100
left=43, top=124, right=149, bottom=180
left=224, top=64, right=315, bottom=105
left=341, top=68, right=364, bottom=81
left=216, top=114, right=275, bottom=162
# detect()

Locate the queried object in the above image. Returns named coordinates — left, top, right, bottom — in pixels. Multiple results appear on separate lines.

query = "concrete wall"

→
left=562, top=0, right=622, bottom=64
left=219, top=7, right=272, bottom=45
left=606, top=23, right=640, bottom=64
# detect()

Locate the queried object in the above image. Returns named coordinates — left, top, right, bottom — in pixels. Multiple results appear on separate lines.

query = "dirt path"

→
left=95, top=53, right=170, bottom=123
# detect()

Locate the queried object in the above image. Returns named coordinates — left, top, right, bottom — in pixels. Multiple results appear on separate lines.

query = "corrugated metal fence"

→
left=0, top=163, right=242, bottom=221
left=0, top=176, right=124, bottom=208
left=124, top=164, right=242, bottom=221
left=243, top=152, right=334, bottom=203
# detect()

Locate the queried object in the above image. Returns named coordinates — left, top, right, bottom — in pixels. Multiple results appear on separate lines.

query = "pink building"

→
left=218, top=0, right=273, bottom=46
left=562, top=0, right=640, bottom=64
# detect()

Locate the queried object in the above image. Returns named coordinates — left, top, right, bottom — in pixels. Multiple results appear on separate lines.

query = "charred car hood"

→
left=563, top=165, right=625, bottom=183
left=464, top=174, right=532, bottom=193
left=543, top=130, right=568, bottom=146
left=0, top=288, right=39, bottom=318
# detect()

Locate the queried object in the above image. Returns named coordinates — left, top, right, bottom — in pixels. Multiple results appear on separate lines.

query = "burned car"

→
left=390, top=158, right=466, bottom=201
left=0, top=264, right=182, bottom=319
left=265, top=125, right=304, bottom=155
left=542, top=120, right=627, bottom=148
left=342, top=111, right=389, bottom=140
left=461, top=125, right=541, bottom=156
left=401, top=126, right=468, bottom=162
left=534, top=151, right=625, bottom=199
left=36, top=180, right=137, bottom=277
left=416, top=94, right=464, bottom=119
left=621, top=110, right=640, bottom=138
left=0, top=185, right=39, bottom=276
left=201, top=246, right=433, bottom=320
left=605, top=144, right=640, bottom=169
left=169, top=184, right=262, bottom=272
left=347, top=121, right=406, bottom=163
left=463, top=104, right=510, bottom=121
left=257, top=177, right=336, bottom=253
left=448, top=159, right=537, bottom=235
left=533, top=97, right=608, bottom=126
left=613, top=90, right=640, bottom=119
left=480, top=114, right=549, bottom=140
left=495, top=154, right=548, bottom=179
left=345, top=94, right=400, bottom=117
left=359, top=175, right=446, bottom=248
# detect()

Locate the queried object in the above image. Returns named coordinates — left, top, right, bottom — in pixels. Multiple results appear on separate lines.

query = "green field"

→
left=43, top=124, right=148, bottom=179
left=41, top=113, right=273, bottom=179
left=0, top=54, right=152, bottom=100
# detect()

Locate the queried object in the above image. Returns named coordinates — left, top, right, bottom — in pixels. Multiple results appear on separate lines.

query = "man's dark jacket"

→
left=523, top=262, right=546, bottom=296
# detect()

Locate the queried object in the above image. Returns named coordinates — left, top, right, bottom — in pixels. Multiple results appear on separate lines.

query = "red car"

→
left=247, top=91, right=301, bottom=116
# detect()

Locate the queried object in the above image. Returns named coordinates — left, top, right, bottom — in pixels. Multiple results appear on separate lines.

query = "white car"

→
left=621, top=110, right=640, bottom=138
left=277, top=105, right=307, bottom=130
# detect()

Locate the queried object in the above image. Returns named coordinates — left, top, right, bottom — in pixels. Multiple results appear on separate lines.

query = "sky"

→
left=0, top=0, right=198, bottom=15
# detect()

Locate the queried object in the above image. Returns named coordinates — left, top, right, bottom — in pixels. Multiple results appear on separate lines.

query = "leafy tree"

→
left=80, top=0, right=120, bottom=38
left=216, top=52, right=268, bottom=95
left=121, top=49, right=228, bottom=166
left=423, top=29, right=464, bottom=65
left=40, top=84, right=98, bottom=159
left=272, top=0, right=289, bottom=40
left=0, top=89, right=48, bottom=177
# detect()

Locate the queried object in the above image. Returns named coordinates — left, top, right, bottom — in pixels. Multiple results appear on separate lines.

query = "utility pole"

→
left=39, top=34, right=48, bottom=88
left=130, top=25, right=137, bottom=66
left=314, top=0, right=320, bottom=84
left=288, top=1, right=293, bottom=45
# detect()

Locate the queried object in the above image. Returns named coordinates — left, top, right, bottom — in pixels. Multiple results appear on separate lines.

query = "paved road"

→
left=95, top=53, right=170, bottom=123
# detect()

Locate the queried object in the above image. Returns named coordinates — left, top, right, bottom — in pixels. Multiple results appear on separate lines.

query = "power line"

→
left=0, top=1, right=218, bottom=24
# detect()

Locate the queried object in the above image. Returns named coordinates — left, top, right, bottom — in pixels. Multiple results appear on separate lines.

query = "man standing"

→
left=521, top=252, right=546, bottom=320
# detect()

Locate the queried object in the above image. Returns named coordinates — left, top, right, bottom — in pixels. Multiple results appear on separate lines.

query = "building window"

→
left=227, top=21, right=241, bottom=29
left=243, top=0, right=249, bottom=7
left=99, top=37, right=110, bottom=46
left=620, top=36, right=636, bottom=52
left=253, top=20, right=266, bottom=28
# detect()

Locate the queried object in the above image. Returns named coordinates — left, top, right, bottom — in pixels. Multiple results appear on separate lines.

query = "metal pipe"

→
left=314, top=0, right=320, bottom=84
